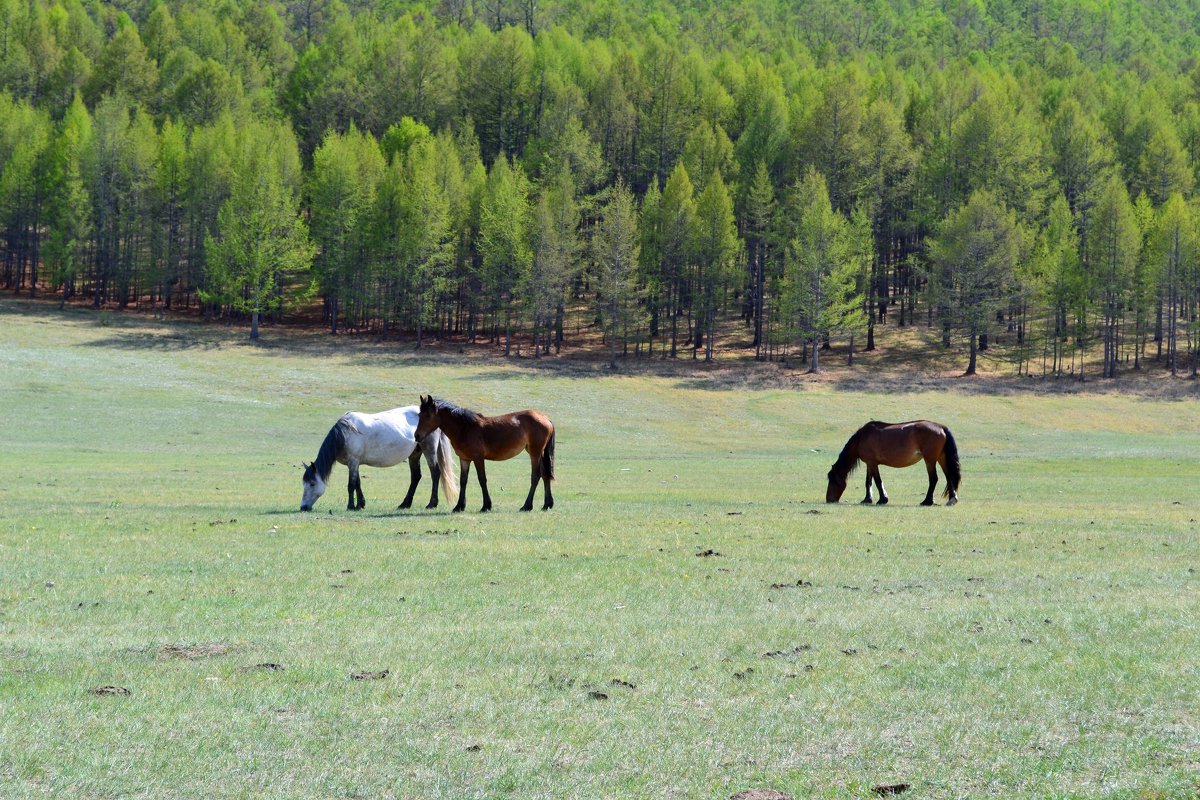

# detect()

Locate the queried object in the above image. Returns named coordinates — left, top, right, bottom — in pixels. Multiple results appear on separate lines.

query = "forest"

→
left=2, top=0, right=1200, bottom=376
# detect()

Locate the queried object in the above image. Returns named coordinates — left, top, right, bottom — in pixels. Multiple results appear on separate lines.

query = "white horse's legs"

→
left=347, top=462, right=365, bottom=510
left=398, top=452, right=422, bottom=509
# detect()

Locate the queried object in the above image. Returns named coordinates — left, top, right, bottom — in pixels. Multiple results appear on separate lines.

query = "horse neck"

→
left=833, top=440, right=859, bottom=478
left=314, top=424, right=345, bottom=481
left=435, top=407, right=471, bottom=443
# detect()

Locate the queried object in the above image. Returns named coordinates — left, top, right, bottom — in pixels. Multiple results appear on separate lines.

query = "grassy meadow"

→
left=0, top=299, right=1197, bottom=799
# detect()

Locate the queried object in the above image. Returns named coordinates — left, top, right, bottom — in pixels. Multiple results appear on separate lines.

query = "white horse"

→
left=300, top=407, right=459, bottom=512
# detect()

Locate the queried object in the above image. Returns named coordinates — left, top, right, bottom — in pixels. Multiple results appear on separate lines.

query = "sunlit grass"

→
left=1, top=299, right=1197, bottom=799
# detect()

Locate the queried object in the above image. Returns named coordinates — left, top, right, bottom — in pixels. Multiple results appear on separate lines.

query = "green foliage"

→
left=203, top=122, right=313, bottom=338
left=928, top=189, right=1026, bottom=375
left=5, top=0, right=1200, bottom=374
left=593, top=179, right=644, bottom=366
left=782, top=168, right=867, bottom=372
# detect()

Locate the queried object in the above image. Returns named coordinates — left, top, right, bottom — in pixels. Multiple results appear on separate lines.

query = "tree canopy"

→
left=3, top=0, right=1200, bottom=374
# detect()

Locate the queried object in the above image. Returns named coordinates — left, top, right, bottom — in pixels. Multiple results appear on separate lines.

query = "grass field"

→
left=1, top=299, right=1198, bottom=800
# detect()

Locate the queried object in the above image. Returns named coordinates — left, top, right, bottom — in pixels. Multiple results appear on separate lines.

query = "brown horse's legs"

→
left=921, top=457, right=938, bottom=506
left=475, top=458, right=492, bottom=512
left=399, top=452, right=421, bottom=509
left=939, top=454, right=958, bottom=505
left=425, top=464, right=441, bottom=509
left=861, top=465, right=875, bottom=504
left=453, top=461, right=470, bottom=513
left=541, top=469, right=554, bottom=511
left=873, top=467, right=888, bottom=505
left=521, top=452, right=540, bottom=512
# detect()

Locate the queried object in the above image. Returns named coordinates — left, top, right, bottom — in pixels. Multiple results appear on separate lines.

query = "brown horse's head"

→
left=415, top=395, right=439, bottom=442
left=826, top=467, right=847, bottom=503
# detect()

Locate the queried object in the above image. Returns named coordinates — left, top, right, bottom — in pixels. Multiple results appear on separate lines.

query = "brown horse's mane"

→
left=829, top=420, right=887, bottom=482
left=432, top=397, right=482, bottom=425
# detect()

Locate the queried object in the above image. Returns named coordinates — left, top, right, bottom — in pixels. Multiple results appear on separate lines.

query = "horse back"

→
left=859, top=420, right=947, bottom=466
left=468, top=409, right=553, bottom=461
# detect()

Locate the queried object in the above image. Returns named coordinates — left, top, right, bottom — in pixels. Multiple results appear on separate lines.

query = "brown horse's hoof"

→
left=947, top=497, right=958, bottom=506
left=860, top=498, right=873, bottom=505
left=920, top=499, right=934, bottom=506
left=876, top=497, right=888, bottom=505
left=519, top=505, right=532, bottom=512
left=452, top=505, right=465, bottom=513
left=479, top=506, right=491, bottom=513
left=425, top=501, right=437, bottom=510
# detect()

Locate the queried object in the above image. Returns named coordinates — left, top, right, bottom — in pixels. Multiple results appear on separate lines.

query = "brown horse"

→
left=826, top=420, right=960, bottom=506
left=415, top=395, right=555, bottom=513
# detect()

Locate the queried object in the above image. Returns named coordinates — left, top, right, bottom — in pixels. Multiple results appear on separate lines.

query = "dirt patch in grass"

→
left=88, top=685, right=131, bottom=696
left=350, top=669, right=390, bottom=681
left=157, top=642, right=231, bottom=660
left=730, top=790, right=791, bottom=800
left=764, top=645, right=812, bottom=658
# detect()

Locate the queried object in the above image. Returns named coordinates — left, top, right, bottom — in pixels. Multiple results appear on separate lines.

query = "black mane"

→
left=305, top=418, right=349, bottom=483
left=433, top=397, right=482, bottom=425
left=828, top=420, right=887, bottom=482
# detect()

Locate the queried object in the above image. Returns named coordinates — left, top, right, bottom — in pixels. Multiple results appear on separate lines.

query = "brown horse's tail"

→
left=541, top=429, right=555, bottom=482
left=942, top=425, right=962, bottom=498
left=435, top=430, right=460, bottom=506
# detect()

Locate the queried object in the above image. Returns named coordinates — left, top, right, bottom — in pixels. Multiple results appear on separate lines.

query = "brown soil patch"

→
left=730, top=791, right=792, bottom=800
left=88, top=685, right=130, bottom=696
left=158, top=642, right=231, bottom=660
left=350, top=669, right=390, bottom=681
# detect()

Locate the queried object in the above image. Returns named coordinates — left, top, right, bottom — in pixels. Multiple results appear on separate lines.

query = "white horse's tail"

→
left=435, top=431, right=459, bottom=506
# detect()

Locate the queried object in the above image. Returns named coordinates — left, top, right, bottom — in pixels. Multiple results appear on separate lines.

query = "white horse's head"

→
left=300, top=462, right=326, bottom=511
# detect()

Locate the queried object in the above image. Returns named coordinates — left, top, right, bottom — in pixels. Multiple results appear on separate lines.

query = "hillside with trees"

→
left=3, top=0, right=1200, bottom=376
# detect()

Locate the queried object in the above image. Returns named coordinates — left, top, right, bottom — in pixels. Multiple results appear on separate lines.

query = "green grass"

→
left=1, top=299, right=1197, bottom=800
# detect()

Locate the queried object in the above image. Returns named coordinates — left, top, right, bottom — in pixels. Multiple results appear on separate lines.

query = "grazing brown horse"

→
left=415, top=395, right=555, bottom=513
left=826, top=420, right=961, bottom=506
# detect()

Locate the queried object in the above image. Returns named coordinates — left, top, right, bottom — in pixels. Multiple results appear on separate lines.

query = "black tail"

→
left=942, top=425, right=961, bottom=497
left=541, top=429, right=555, bottom=482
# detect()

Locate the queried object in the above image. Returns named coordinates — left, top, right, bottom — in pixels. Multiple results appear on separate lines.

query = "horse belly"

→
left=354, top=430, right=417, bottom=468
left=489, top=441, right=527, bottom=461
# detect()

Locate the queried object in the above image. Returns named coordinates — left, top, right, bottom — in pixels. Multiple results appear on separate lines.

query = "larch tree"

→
left=527, top=166, right=582, bottom=357
left=928, top=189, right=1024, bottom=376
left=43, top=93, right=93, bottom=307
left=593, top=179, right=643, bottom=369
left=477, top=154, right=532, bottom=354
left=690, top=170, right=739, bottom=361
left=203, top=125, right=313, bottom=339
left=1086, top=174, right=1140, bottom=378
left=1150, top=193, right=1196, bottom=375
left=782, top=168, right=866, bottom=373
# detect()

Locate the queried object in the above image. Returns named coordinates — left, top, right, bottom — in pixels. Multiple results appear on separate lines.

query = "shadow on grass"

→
left=9, top=295, right=1197, bottom=399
